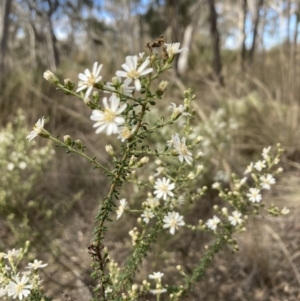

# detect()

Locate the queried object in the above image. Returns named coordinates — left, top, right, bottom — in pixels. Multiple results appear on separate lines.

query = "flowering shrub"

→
left=0, top=111, right=54, bottom=249
left=23, top=40, right=287, bottom=300
left=0, top=243, right=50, bottom=301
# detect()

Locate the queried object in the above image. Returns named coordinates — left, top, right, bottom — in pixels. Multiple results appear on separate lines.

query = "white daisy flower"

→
left=116, top=55, right=153, bottom=91
left=150, top=288, right=167, bottom=295
left=164, top=42, right=188, bottom=58
left=154, top=177, right=175, bottom=200
left=7, top=275, right=32, bottom=300
left=116, top=199, right=128, bottom=219
left=90, top=95, right=127, bottom=135
left=141, top=208, right=154, bottom=224
left=171, top=134, right=193, bottom=165
left=254, top=160, right=266, bottom=171
left=76, top=62, right=103, bottom=99
left=4, top=248, right=21, bottom=259
left=260, top=174, right=276, bottom=190
left=149, top=271, right=164, bottom=280
left=206, top=215, right=221, bottom=231
left=247, top=188, right=262, bottom=203
left=228, top=211, right=243, bottom=226
left=26, top=117, right=46, bottom=142
left=169, top=102, right=190, bottom=120
left=163, top=211, right=185, bottom=235
left=26, top=259, right=48, bottom=270
left=262, top=146, right=271, bottom=160
left=117, top=125, right=136, bottom=142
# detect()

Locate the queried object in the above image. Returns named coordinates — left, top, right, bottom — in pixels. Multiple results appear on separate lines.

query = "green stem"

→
left=49, top=136, right=112, bottom=174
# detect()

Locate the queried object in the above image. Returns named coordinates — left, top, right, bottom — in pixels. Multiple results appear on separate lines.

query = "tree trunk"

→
left=207, top=0, right=224, bottom=86
left=240, top=0, right=247, bottom=71
left=0, top=0, right=12, bottom=76
left=248, top=0, right=264, bottom=66
left=178, top=24, right=193, bottom=75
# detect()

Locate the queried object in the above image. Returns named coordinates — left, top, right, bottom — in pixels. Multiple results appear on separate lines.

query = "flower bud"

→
left=92, top=90, right=100, bottom=101
left=112, top=76, right=119, bottom=85
left=105, top=145, right=114, bottom=156
left=195, top=136, right=204, bottom=144
left=75, top=139, right=83, bottom=150
left=84, top=97, right=92, bottom=106
left=63, top=135, right=72, bottom=145
left=156, top=80, right=169, bottom=96
left=64, top=78, right=75, bottom=90
left=137, top=156, right=149, bottom=167
left=43, top=70, right=59, bottom=84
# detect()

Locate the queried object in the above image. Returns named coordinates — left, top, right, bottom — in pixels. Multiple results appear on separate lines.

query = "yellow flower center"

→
left=87, top=74, right=96, bottom=86
left=104, top=109, right=116, bottom=122
left=16, top=283, right=25, bottom=294
left=127, top=70, right=140, bottom=79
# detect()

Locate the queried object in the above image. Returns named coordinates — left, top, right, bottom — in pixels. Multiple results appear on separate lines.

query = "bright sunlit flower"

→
left=228, top=211, right=243, bottom=226
left=76, top=62, right=103, bottom=99
left=154, top=177, right=175, bottom=200
left=116, top=198, right=128, bottom=219
left=206, top=215, right=221, bottom=231
left=26, top=259, right=48, bottom=270
left=116, top=55, right=153, bottom=91
left=90, top=95, right=127, bottom=135
left=260, top=174, right=276, bottom=190
left=164, top=42, right=188, bottom=58
left=26, top=117, right=46, bottom=142
left=149, top=271, right=164, bottom=280
left=247, top=187, right=262, bottom=203
left=163, top=211, right=185, bottom=235
left=7, top=275, right=32, bottom=300
left=171, top=133, right=193, bottom=165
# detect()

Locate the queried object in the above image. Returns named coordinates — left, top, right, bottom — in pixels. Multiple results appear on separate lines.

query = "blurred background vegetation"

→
left=1, top=0, right=300, bottom=300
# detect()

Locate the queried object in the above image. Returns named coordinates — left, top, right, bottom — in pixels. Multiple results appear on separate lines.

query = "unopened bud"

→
left=43, top=70, right=59, bottom=84
left=112, top=76, right=119, bottom=85
left=137, top=156, right=149, bottom=167
left=105, top=145, right=114, bottom=156
left=84, top=97, right=92, bottom=106
left=129, top=155, right=137, bottom=166
left=64, top=78, right=75, bottom=90
left=195, top=136, right=204, bottom=144
left=64, top=135, right=72, bottom=145
left=75, top=139, right=83, bottom=150
left=157, top=80, right=169, bottom=96
left=92, top=90, right=100, bottom=101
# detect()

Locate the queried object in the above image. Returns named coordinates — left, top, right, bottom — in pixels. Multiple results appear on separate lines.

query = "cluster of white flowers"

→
left=206, top=146, right=286, bottom=232
left=0, top=247, right=47, bottom=300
